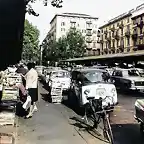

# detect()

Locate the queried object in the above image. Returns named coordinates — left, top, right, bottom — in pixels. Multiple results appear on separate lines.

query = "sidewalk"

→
left=17, top=84, right=87, bottom=144
left=17, top=83, right=106, bottom=144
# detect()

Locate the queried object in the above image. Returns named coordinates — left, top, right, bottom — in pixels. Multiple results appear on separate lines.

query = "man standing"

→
left=25, top=62, right=38, bottom=118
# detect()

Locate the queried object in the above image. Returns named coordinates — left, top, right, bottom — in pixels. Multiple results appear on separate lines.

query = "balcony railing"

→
left=125, top=31, right=130, bottom=37
left=137, top=20, right=144, bottom=28
left=119, top=45, right=124, bottom=52
left=97, top=32, right=101, bottom=37
left=114, top=32, right=120, bottom=40
left=86, top=31, right=92, bottom=36
left=119, top=22, right=124, bottom=29
left=110, top=26, right=115, bottom=32
left=106, top=36, right=111, bottom=41
left=104, top=30, right=108, bottom=34
left=132, top=30, right=138, bottom=39
left=86, top=38, right=92, bottom=43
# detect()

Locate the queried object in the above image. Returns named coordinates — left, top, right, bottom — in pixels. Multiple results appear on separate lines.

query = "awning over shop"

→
left=63, top=50, right=144, bottom=62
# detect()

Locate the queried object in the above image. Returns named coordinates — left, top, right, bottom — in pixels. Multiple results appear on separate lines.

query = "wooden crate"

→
left=51, top=96, right=63, bottom=103
left=2, top=88, right=18, bottom=101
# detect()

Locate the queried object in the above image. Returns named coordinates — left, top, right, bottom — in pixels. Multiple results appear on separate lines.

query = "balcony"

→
left=104, top=48, right=108, bottom=54
left=125, top=31, right=130, bottom=37
left=97, top=38, right=101, bottom=43
left=86, top=46, right=92, bottom=50
left=86, top=37, right=92, bottom=43
left=104, top=30, right=108, bottom=34
left=106, top=36, right=111, bottom=42
left=111, top=47, right=115, bottom=53
left=114, top=32, right=120, bottom=40
left=100, top=40, right=103, bottom=43
left=137, top=20, right=144, bottom=28
left=86, top=31, right=92, bottom=36
left=132, top=30, right=138, bottom=39
left=97, top=31, right=101, bottom=37
left=110, top=26, right=115, bottom=32
left=119, top=22, right=124, bottom=29
left=133, top=46, right=138, bottom=51
left=86, top=25, right=93, bottom=30
left=119, top=45, right=124, bottom=52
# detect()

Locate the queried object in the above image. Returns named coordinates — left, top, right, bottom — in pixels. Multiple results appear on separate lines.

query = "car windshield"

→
left=82, top=71, right=107, bottom=83
left=52, top=71, right=70, bottom=78
left=128, top=70, right=140, bottom=76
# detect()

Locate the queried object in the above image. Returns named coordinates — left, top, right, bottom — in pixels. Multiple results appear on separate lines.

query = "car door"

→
left=111, top=70, right=122, bottom=88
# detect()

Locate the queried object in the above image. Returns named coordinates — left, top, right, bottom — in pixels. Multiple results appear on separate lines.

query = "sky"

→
left=26, top=0, right=143, bottom=43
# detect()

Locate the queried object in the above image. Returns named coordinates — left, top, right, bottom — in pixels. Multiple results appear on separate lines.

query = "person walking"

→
left=25, top=62, right=38, bottom=118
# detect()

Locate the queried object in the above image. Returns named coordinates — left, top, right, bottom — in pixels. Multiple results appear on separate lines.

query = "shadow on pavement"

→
left=62, top=90, right=85, bottom=116
left=70, top=116, right=108, bottom=143
left=112, top=123, right=144, bottom=144
left=117, top=89, right=144, bottom=98
left=40, top=93, right=52, bottom=103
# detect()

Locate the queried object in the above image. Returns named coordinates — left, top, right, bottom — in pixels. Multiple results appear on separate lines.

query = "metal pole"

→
left=40, top=45, right=43, bottom=65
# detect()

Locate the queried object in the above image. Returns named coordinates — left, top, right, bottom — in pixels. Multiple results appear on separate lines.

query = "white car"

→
left=47, top=70, right=71, bottom=96
left=70, top=68, right=118, bottom=107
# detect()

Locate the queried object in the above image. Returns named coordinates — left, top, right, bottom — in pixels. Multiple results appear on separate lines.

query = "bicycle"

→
left=84, top=96, right=114, bottom=144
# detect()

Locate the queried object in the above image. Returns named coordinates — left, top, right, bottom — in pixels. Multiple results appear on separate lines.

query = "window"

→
left=70, top=22, right=76, bottom=27
left=127, top=38, right=130, bottom=46
left=112, top=39, right=115, bottom=47
left=127, top=17, right=129, bottom=23
left=93, top=42, right=96, bottom=48
left=61, top=28, right=65, bottom=31
left=115, top=70, right=122, bottom=77
left=93, top=30, right=96, bottom=34
left=61, top=22, right=65, bottom=26
left=93, top=36, right=96, bottom=41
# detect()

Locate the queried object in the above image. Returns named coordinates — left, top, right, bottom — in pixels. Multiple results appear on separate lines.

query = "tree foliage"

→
left=26, top=0, right=63, bottom=16
left=42, top=28, right=86, bottom=63
left=22, top=19, right=40, bottom=62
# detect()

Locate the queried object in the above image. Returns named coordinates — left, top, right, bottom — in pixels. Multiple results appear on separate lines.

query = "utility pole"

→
left=40, top=45, right=43, bottom=65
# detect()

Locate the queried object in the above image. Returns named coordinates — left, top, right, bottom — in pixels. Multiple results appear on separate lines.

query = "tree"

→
left=66, top=28, right=87, bottom=58
left=26, top=0, right=63, bottom=16
left=22, top=19, right=40, bottom=62
left=42, top=28, right=86, bottom=63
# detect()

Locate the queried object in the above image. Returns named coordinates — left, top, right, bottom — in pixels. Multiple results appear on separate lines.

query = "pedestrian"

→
left=25, top=62, right=38, bottom=119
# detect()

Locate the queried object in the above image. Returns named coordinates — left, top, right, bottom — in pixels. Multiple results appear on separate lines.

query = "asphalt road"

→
left=17, top=82, right=144, bottom=144
left=111, top=90, right=144, bottom=144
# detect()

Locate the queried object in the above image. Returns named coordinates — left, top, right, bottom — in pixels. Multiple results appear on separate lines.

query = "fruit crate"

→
left=2, top=88, right=19, bottom=101
left=51, top=96, right=63, bottom=103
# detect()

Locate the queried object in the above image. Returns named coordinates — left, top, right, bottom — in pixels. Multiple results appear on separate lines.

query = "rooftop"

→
left=99, top=3, right=144, bottom=29
left=50, top=13, right=98, bottom=24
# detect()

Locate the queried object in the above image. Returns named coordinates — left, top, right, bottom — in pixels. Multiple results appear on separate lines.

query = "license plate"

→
left=96, top=88, right=106, bottom=97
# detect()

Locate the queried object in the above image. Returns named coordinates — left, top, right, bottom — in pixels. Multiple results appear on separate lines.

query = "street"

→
left=17, top=82, right=144, bottom=144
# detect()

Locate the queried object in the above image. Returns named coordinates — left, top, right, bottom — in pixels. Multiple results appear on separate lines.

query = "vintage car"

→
left=111, top=68, right=144, bottom=91
left=47, top=70, right=71, bottom=96
left=35, top=65, right=45, bottom=77
left=69, top=68, right=118, bottom=107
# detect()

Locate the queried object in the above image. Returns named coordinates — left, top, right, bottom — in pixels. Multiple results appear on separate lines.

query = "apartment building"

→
left=99, top=3, right=144, bottom=55
left=44, top=13, right=101, bottom=56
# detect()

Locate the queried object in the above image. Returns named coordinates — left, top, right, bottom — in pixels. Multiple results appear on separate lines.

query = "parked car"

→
left=111, top=68, right=144, bottom=91
left=35, top=65, right=45, bottom=77
left=47, top=70, right=71, bottom=96
left=69, top=68, right=118, bottom=107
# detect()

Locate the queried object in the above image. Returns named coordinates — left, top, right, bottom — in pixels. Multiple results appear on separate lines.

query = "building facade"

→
left=44, top=13, right=101, bottom=56
left=99, top=3, right=144, bottom=55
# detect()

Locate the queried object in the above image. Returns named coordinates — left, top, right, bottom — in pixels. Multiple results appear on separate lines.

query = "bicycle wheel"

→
left=103, top=114, right=114, bottom=144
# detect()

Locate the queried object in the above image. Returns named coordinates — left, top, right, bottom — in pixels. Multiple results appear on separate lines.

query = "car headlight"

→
left=135, top=100, right=144, bottom=111
left=84, top=89, right=90, bottom=95
left=111, top=88, right=116, bottom=93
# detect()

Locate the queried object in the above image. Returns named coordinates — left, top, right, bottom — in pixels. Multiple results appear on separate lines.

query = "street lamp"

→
left=40, top=45, right=43, bottom=65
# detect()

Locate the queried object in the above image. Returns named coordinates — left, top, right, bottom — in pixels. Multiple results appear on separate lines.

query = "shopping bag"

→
left=22, top=96, right=31, bottom=110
